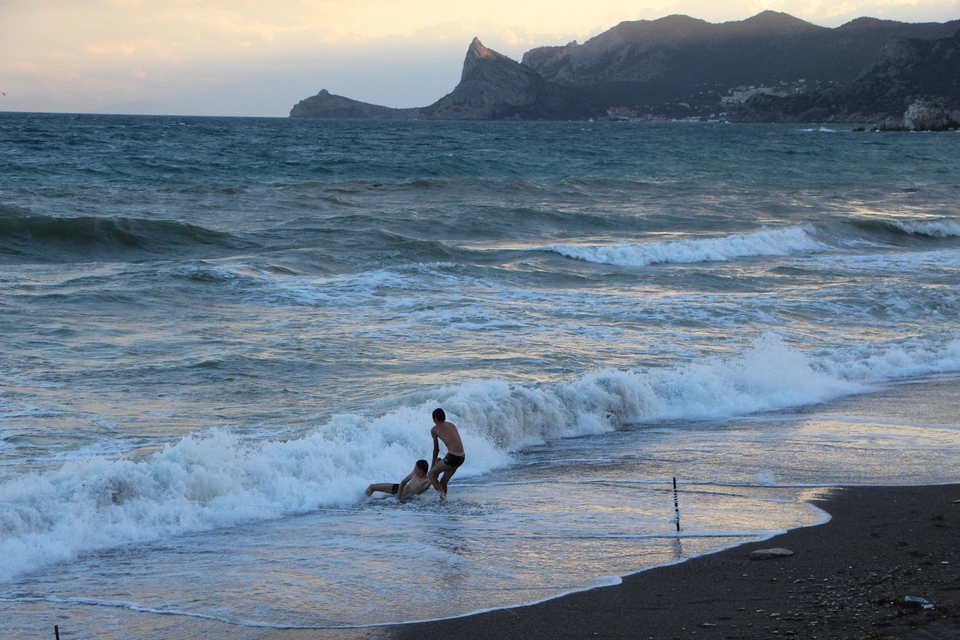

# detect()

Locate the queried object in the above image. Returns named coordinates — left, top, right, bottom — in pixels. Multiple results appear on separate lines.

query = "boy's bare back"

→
left=431, top=420, right=463, bottom=456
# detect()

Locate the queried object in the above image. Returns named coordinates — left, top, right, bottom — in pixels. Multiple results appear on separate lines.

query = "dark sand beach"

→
left=263, top=484, right=960, bottom=640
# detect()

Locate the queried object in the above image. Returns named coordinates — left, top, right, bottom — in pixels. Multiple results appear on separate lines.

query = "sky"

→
left=0, top=0, right=957, bottom=117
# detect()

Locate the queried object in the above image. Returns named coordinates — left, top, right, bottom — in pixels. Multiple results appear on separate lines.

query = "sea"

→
left=1, top=113, right=959, bottom=639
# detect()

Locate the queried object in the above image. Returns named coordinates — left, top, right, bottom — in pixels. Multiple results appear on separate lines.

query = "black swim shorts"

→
left=442, top=453, right=465, bottom=469
left=390, top=483, right=400, bottom=495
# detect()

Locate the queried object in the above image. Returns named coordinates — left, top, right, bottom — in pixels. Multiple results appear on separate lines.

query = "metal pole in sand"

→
left=672, top=477, right=680, bottom=532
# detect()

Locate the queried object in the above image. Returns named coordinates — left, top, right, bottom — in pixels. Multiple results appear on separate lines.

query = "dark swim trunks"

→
left=390, top=483, right=400, bottom=495
left=442, top=453, right=465, bottom=469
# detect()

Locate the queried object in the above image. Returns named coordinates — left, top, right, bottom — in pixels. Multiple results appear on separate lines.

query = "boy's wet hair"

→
left=416, top=459, right=429, bottom=473
left=432, top=408, right=445, bottom=422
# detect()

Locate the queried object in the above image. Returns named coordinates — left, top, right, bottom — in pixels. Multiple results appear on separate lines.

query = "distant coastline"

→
left=290, top=11, right=960, bottom=129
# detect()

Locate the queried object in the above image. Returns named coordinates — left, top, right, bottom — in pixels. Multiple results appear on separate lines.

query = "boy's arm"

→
left=431, top=429, right=440, bottom=466
left=397, top=472, right=414, bottom=501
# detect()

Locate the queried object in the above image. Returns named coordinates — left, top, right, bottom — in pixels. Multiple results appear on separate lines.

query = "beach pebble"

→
left=750, top=548, right=795, bottom=560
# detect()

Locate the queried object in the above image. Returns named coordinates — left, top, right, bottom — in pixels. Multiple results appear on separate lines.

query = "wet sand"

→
left=261, top=484, right=960, bottom=640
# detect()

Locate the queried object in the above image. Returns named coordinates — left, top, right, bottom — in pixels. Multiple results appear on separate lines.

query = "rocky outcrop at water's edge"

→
left=289, top=90, right=419, bottom=120
left=903, top=99, right=955, bottom=131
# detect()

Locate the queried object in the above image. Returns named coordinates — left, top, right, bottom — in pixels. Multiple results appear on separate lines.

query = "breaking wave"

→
left=892, top=219, right=960, bottom=238
left=546, top=227, right=825, bottom=267
left=2, top=334, right=959, bottom=582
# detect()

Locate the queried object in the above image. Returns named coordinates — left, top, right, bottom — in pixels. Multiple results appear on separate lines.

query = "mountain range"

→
left=289, top=11, right=960, bottom=124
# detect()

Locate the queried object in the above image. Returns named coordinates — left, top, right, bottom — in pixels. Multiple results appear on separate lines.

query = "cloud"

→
left=86, top=42, right=138, bottom=56
left=824, top=1, right=858, bottom=16
left=217, top=21, right=300, bottom=42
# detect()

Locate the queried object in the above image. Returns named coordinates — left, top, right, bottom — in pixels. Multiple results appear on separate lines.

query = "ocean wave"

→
left=3, top=334, right=960, bottom=582
left=892, top=219, right=960, bottom=238
left=848, top=218, right=960, bottom=240
left=546, top=227, right=825, bottom=268
left=0, top=212, right=252, bottom=263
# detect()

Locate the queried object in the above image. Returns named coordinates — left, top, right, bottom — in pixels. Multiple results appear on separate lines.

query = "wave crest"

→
left=893, top=219, right=960, bottom=238
left=0, top=213, right=250, bottom=263
left=546, top=227, right=824, bottom=267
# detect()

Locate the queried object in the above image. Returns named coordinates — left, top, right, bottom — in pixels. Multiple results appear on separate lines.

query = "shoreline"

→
left=261, top=484, right=960, bottom=640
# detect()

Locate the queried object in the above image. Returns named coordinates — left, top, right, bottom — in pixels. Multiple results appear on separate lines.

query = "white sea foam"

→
left=546, top=227, right=826, bottom=268
left=2, top=334, right=959, bottom=582
left=222, top=262, right=472, bottom=308
left=803, top=248, right=960, bottom=271
left=893, top=219, right=960, bottom=238
left=818, top=339, right=960, bottom=381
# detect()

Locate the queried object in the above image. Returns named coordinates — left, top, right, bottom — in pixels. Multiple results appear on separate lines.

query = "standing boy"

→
left=428, top=408, right=465, bottom=501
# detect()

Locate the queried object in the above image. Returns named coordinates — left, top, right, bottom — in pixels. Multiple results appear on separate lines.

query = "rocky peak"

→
left=461, top=38, right=512, bottom=82
left=743, top=10, right=809, bottom=26
left=737, top=10, right=824, bottom=35
left=467, top=37, right=491, bottom=58
left=520, top=40, right=579, bottom=75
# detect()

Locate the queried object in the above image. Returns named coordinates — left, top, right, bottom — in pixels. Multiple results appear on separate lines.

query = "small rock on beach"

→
left=750, top=548, right=795, bottom=560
